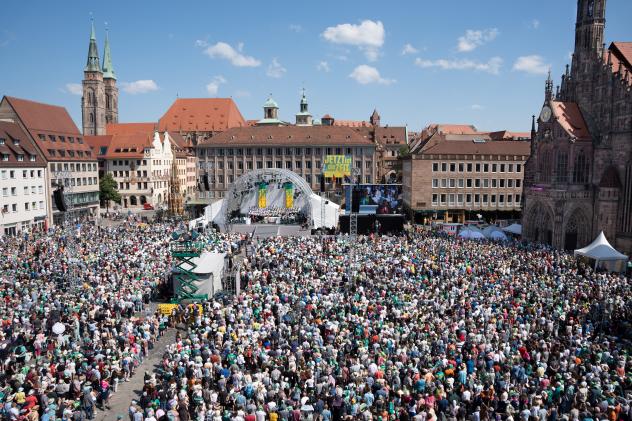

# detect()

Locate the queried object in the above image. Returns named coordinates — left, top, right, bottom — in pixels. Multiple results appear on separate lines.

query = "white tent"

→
left=176, top=252, right=226, bottom=297
left=502, top=223, right=522, bottom=235
left=310, top=194, right=340, bottom=230
left=482, top=225, right=502, bottom=238
left=489, top=230, right=508, bottom=241
left=204, top=200, right=224, bottom=224
left=574, top=231, right=628, bottom=271
left=459, top=227, right=485, bottom=239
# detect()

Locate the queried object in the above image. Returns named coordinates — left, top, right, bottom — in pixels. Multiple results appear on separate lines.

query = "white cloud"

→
left=322, top=20, right=385, bottom=61
left=120, top=80, right=159, bottom=94
left=457, top=28, right=499, bottom=52
left=531, top=19, right=540, bottom=29
left=198, top=41, right=261, bottom=67
left=415, top=56, right=503, bottom=75
left=266, top=58, right=287, bottom=78
left=349, top=65, right=395, bottom=85
left=401, top=43, right=419, bottom=55
left=317, top=61, right=330, bottom=72
left=64, top=83, right=83, bottom=96
left=513, top=55, right=549, bottom=75
left=289, top=24, right=302, bottom=32
left=206, top=76, right=227, bottom=96
left=471, top=104, right=485, bottom=110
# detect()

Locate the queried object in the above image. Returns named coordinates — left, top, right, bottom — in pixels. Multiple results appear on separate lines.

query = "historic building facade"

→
left=523, top=0, right=632, bottom=252
left=403, top=124, right=530, bottom=224
left=0, top=121, right=48, bottom=235
left=0, top=96, right=100, bottom=225
left=82, top=22, right=118, bottom=135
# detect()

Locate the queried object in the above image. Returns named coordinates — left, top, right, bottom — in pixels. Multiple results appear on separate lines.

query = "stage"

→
left=230, top=223, right=312, bottom=238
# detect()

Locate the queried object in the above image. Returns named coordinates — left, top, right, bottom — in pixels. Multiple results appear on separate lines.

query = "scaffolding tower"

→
left=170, top=239, right=208, bottom=302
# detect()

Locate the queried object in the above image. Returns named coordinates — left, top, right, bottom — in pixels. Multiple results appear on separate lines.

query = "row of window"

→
left=432, top=178, right=522, bottom=188
left=1, top=153, right=36, bottom=162
left=46, top=149, right=91, bottom=158
left=199, top=147, right=372, bottom=157
left=54, top=177, right=98, bottom=187
left=111, top=159, right=148, bottom=167
left=432, top=162, right=522, bottom=173
left=52, top=162, right=97, bottom=173
left=2, top=201, right=45, bottom=213
left=1, top=185, right=44, bottom=197
left=38, top=134, right=84, bottom=144
left=202, top=174, right=373, bottom=188
left=431, top=193, right=522, bottom=206
left=1, top=169, right=44, bottom=180
left=200, top=160, right=372, bottom=172
left=118, top=181, right=167, bottom=190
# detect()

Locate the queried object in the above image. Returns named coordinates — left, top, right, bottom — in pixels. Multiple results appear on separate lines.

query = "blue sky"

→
left=1, top=0, right=630, bottom=132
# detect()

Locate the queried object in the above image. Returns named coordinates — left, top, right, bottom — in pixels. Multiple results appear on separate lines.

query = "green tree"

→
left=99, top=173, right=121, bottom=214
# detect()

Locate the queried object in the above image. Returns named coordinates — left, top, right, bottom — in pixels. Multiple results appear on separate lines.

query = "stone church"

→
left=82, top=21, right=118, bottom=136
left=523, top=0, right=632, bottom=253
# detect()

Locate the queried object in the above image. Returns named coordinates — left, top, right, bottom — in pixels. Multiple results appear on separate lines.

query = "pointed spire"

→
left=531, top=115, right=537, bottom=141
left=85, top=18, right=101, bottom=72
left=102, top=23, right=116, bottom=80
left=545, top=69, right=553, bottom=100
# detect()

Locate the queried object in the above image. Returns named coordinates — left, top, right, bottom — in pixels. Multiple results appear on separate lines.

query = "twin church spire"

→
left=82, top=19, right=118, bottom=136
left=84, top=19, right=116, bottom=79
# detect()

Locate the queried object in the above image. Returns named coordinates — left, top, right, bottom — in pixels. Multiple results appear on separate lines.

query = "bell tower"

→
left=82, top=20, right=106, bottom=135
left=102, top=26, right=118, bottom=125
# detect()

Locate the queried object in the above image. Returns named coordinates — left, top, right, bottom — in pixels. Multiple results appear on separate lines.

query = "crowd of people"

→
left=0, top=221, right=237, bottom=420
left=132, top=231, right=631, bottom=421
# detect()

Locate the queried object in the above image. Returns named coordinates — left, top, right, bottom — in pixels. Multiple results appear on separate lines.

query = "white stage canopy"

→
left=459, top=226, right=485, bottom=239
left=502, top=223, right=522, bottom=235
left=574, top=232, right=628, bottom=271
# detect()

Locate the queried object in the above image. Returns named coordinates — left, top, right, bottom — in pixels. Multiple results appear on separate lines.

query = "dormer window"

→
left=1, top=154, right=8, bottom=161
left=12, top=139, right=19, bottom=146
left=0, top=138, right=4, bottom=145
left=29, top=155, right=36, bottom=162
left=17, top=154, right=24, bottom=162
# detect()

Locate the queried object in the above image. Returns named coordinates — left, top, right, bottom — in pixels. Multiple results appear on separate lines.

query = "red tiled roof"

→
left=426, top=124, right=478, bottom=135
left=106, top=122, right=157, bottom=135
left=375, top=127, right=407, bottom=146
left=605, top=42, right=632, bottom=84
left=550, top=101, right=592, bottom=141
left=102, top=132, right=153, bottom=159
left=0, top=121, right=46, bottom=167
left=84, top=135, right=114, bottom=158
left=198, top=126, right=375, bottom=146
left=333, top=120, right=370, bottom=128
left=4, top=96, right=95, bottom=162
left=158, top=98, right=246, bottom=132
left=418, top=137, right=530, bottom=156
left=488, top=130, right=532, bottom=140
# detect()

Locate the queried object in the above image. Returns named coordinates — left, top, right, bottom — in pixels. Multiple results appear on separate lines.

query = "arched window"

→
left=89, top=113, right=94, bottom=123
left=556, top=151, right=568, bottom=183
left=106, top=94, right=111, bottom=110
left=572, top=152, right=590, bottom=183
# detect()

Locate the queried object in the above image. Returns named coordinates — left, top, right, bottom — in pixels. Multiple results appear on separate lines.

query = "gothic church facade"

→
left=523, top=0, right=632, bottom=253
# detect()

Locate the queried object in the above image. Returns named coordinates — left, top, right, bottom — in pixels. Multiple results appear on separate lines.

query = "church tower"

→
left=82, top=20, right=106, bottom=135
left=295, top=89, right=312, bottom=126
left=570, top=0, right=606, bottom=105
left=102, top=27, right=118, bottom=125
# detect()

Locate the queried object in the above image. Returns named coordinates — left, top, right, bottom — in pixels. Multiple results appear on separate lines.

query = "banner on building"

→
left=323, top=155, right=352, bottom=178
left=284, top=182, right=294, bottom=209
left=258, top=182, right=267, bottom=208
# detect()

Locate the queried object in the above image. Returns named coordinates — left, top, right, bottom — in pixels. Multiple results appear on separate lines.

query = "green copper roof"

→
left=102, top=29, right=116, bottom=80
left=85, top=20, right=101, bottom=73
left=263, top=96, right=279, bottom=109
